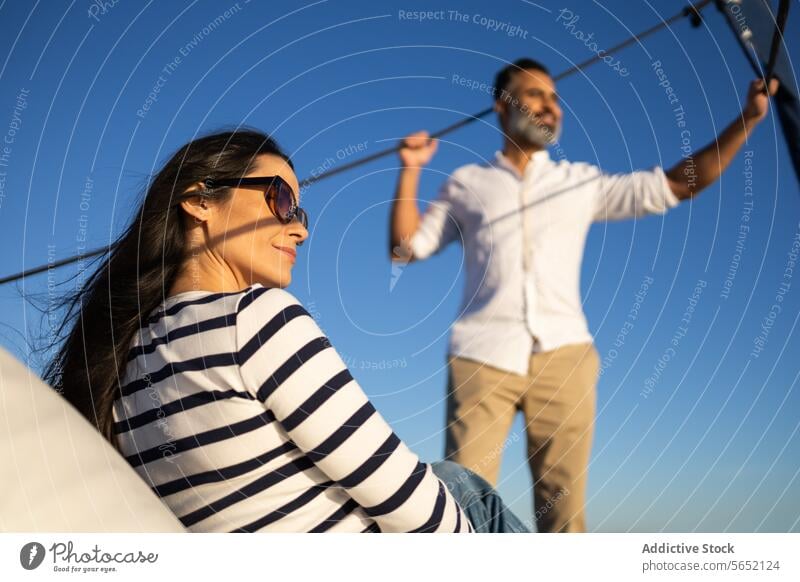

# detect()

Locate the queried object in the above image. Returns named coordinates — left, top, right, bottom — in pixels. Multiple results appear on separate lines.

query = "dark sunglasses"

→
left=200, top=175, right=308, bottom=229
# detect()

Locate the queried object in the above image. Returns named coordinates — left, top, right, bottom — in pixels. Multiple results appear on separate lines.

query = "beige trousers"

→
left=444, top=342, right=600, bottom=532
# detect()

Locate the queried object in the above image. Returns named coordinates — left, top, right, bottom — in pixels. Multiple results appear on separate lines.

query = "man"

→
left=388, top=57, right=777, bottom=532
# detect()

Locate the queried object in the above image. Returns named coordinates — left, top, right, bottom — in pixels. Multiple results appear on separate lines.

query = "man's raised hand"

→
left=399, top=130, right=438, bottom=168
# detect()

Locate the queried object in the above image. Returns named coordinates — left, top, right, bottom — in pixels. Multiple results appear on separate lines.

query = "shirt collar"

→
left=493, top=149, right=550, bottom=179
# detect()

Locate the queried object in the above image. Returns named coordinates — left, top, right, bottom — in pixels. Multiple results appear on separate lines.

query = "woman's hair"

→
left=40, top=126, right=293, bottom=450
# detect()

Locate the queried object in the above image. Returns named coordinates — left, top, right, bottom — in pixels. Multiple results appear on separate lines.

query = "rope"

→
left=766, top=0, right=791, bottom=83
left=0, top=0, right=715, bottom=287
left=716, top=0, right=762, bottom=78
left=301, top=0, right=714, bottom=188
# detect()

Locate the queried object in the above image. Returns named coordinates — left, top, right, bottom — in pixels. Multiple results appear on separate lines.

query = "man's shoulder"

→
left=450, top=161, right=489, bottom=180
left=432, top=163, right=481, bottom=199
left=445, top=159, right=503, bottom=190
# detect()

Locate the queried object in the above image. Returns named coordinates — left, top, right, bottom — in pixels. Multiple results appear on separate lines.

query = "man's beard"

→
left=507, top=105, right=561, bottom=147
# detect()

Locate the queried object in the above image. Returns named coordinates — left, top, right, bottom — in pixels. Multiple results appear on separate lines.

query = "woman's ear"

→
left=178, top=182, right=213, bottom=223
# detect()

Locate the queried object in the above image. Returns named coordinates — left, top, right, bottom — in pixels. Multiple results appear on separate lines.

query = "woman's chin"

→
left=257, top=270, right=291, bottom=288
left=276, top=270, right=292, bottom=287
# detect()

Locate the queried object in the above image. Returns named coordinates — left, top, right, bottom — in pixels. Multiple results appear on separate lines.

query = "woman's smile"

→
left=274, top=245, right=297, bottom=263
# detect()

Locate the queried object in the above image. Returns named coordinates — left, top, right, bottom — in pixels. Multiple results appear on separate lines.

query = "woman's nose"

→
left=288, top=221, right=308, bottom=246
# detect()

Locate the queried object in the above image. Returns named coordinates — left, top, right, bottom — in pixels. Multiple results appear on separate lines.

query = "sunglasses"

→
left=200, top=175, right=308, bottom=229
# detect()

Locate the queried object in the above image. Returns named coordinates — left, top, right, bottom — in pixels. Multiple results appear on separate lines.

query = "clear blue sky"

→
left=1, top=0, right=798, bottom=532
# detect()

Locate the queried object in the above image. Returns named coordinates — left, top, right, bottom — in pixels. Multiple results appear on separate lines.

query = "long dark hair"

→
left=40, top=127, right=293, bottom=449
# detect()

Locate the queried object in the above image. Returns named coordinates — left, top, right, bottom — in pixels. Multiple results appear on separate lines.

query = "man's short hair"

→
left=493, top=58, right=551, bottom=101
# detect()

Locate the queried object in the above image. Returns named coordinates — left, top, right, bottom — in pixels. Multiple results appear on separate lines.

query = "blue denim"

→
left=431, top=460, right=531, bottom=533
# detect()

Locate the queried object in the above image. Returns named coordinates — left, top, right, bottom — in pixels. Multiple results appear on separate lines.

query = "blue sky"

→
left=1, top=0, right=799, bottom=532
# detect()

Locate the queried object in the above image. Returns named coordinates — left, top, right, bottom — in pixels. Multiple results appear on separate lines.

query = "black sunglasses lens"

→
left=275, top=181, right=295, bottom=222
left=263, top=177, right=305, bottom=226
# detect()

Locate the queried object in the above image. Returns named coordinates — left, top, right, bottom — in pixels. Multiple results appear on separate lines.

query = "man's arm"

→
left=665, top=78, right=779, bottom=201
left=389, top=131, right=438, bottom=262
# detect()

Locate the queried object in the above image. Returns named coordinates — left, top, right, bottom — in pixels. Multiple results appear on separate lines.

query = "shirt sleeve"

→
left=592, top=165, right=681, bottom=222
left=408, top=176, right=462, bottom=261
left=235, top=286, right=474, bottom=533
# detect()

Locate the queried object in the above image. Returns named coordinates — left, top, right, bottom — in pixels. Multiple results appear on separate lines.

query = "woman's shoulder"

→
left=234, top=284, right=326, bottom=384
left=234, top=284, right=318, bottom=347
left=236, top=283, right=305, bottom=317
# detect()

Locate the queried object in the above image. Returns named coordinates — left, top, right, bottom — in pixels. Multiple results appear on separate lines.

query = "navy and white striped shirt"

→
left=112, top=283, right=474, bottom=532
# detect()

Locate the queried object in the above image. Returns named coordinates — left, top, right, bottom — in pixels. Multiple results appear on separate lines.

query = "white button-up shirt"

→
left=410, top=149, right=680, bottom=376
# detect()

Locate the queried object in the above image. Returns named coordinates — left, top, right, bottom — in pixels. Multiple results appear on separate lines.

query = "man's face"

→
left=496, top=68, right=562, bottom=147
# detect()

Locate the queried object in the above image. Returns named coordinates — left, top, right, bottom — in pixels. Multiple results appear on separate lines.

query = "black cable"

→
left=301, top=0, right=715, bottom=189
left=716, top=0, right=791, bottom=95
left=715, top=0, right=763, bottom=77
left=766, top=0, right=791, bottom=83
left=2, top=0, right=715, bottom=287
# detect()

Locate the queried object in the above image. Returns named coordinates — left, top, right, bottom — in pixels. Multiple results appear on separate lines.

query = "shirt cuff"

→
left=408, top=228, right=435, bottom=261
left=653, top=165, right=681, bottom=212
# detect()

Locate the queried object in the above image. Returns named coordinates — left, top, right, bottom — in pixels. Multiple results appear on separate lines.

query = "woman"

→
left=44, top=128, right=529, bottom=533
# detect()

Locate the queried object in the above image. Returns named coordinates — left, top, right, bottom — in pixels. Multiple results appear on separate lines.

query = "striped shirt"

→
left=112, top=283, right=473, bottom=533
